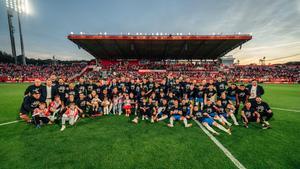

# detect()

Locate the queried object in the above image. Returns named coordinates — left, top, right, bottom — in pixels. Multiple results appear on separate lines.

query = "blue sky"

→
left=0, top=0, right=299, bottom=64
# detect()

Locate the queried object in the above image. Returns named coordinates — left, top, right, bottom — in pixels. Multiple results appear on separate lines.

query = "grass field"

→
left=0, top=83, right=299, bottom=169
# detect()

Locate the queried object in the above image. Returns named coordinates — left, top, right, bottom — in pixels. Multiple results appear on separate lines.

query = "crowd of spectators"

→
left=0, top=61, right=299, bottom=83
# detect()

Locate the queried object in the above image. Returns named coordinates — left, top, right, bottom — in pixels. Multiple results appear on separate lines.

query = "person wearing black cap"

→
left=19, top=90, right=42, bottom=122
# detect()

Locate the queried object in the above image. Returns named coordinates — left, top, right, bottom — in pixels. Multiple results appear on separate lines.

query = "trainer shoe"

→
left=167, top=124, right=174, bottom=128
left=185, top=123, right=192, bottom=128
left=213, top=132, right=220, bottom=136
left=60, top=125, right=66, bottom=131
left=227, top=122, right=232, bottom=127
left=262, top=125, right=270, bottom=130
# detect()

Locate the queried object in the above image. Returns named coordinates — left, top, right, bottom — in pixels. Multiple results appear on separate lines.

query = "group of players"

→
left=19, top=75, right=274, bottom=134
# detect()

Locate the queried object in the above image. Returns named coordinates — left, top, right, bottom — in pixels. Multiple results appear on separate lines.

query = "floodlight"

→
left=6, top=0, right=31, bottom=15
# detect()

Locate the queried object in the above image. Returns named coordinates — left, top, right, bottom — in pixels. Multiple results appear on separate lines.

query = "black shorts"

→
left=241, top=116, right=256, bottom=122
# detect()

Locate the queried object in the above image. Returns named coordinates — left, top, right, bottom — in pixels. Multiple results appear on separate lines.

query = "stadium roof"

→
left=68, top=34, right=252, bottom=60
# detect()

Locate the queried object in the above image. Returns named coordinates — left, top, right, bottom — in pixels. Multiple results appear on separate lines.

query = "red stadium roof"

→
left=68, top=34, right=252, bottom=60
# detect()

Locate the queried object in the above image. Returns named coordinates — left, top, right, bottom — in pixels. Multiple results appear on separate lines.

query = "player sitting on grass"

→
left=241, top=102, right=260, bottom=128
left=32, top=102, right=51, bottom=128
left=60, top=103, right=79, bottom=131
left=195, top=105, right=231, bottom=135
left=167, top=100, right=192, bottom=128
left=156, top=98, right=169, bottom=122
left=203, top=100, right=226, bottom=126
left=219, top=92, right=239, bottom=125
left=19, top=91, right=42, bottom=123
left=252, top=97, right=273, bottom=129
left=215, top=100, right=232, bottom=126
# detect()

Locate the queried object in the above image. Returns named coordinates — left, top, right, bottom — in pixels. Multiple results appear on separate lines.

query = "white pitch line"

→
left=272, top=107, right=300, bottom=113
left=193, top=119, right=247, bottom=169
left=0, top=120, right=19, bottom=126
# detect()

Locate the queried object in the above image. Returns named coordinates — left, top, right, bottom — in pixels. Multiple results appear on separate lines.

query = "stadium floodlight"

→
left=128, top=32, right=130, bottom=35
left=104, top=32, right=107, bottom=35
left=70, top=32, right=74, bottom=35
left=6, top=0, right=31, bottom=14
left=5, top=0, right=31, bottom=65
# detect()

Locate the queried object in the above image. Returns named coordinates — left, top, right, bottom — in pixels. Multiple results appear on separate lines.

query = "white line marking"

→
left=272, top=107, right=300, bottom=113
left=0, top=120, right=19, bottom=126
left=193, top=119, right=246, bottom=169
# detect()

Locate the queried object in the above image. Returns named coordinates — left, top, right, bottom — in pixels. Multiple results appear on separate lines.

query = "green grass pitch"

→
left=0, top=83, right=299, bottom=169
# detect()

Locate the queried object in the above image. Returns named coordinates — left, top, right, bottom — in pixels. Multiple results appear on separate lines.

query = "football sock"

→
left=183, top=118, right=188, bottom=127
left=216, top=124, right=229, bottom=133
left=204, top=124, right=218, bottom=134
left=170, top=118, right=174, bottom=125
left=221, top=116, right=231, bottom=126
left=230, top=114, right=238, bottom=124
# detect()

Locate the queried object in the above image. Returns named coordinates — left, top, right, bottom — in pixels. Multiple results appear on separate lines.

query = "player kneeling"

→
left=241, top=102, right=260, bottom=128
left=32, top=102, right=51, bottom=128
left=60, top=103, right=79, bottom=131
left=167, top=100, right=192, bottom=128
left=194, top=106, right=231, bottom=135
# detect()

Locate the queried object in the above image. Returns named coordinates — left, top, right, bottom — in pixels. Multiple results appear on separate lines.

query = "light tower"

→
left=5, top=0, right=30, bottom=65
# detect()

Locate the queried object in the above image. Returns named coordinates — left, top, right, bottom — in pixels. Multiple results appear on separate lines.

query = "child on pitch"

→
left=195, top=105, right=231, bottom=135
left=60, top=103, right=79, bottom=131
left=112, top=95, right=119, bottom=115
left=48, top=95, right=63, bottom=122
left=129, top=92, right=137, bottom=116
left=167, top=100, right=192, bottom=128
left=117, top=92, right=124, bottom=115
left=123, top=94, right=132, bottom=117
left=32, top=102, right=50, bottom=128
left=102, top=97, right=110, bottom=115
left=91, top=94, right=101, bottom=114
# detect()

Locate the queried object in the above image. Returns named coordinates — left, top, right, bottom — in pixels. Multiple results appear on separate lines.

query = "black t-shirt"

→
left=205, top=89, right=216, bottom=98
left=195, top=88, right=205, bottom=99
left=220, top=97, right=231, bottom=107
left=226, top=87, right=237, bottom=98
left=242, top=107, right=256, bottom=118
left=237, top=89, right=249, bottom=102
left=76, top=98, right=88, bottom=110
left=170, top=106, right=182, bottom=115
left=203, top=104, right=216, bottom=114
left=215, top=81, right=227, bottom=94
left=76, top=83, right=87, bottom=95
left=24, top=85, right=43, bottom=96
left=253, top=101, right=271, bottom=114
left=86, top=83, right=96, bottom=95
left=57, top=84, right=67, bottom=98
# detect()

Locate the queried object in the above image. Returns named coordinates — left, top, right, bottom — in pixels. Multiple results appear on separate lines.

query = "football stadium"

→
left=0, top=0, right=300, bottom=169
